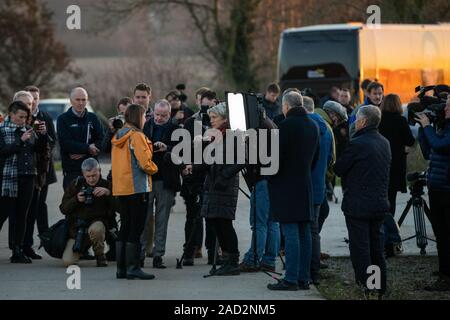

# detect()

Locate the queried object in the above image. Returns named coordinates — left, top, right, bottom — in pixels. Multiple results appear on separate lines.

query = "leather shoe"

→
left=153, top=256, right=167, bottom=269
left=23, top=248, right=42, bottom=260
left=267, top=280, right=298, bottom=291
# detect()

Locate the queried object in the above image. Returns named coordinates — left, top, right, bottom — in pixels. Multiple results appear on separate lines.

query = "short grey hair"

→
left=154, top=99, right=171, bottom=113
left=208, top=102, right=228, bottom=119
left=70, top=87, right=88, bottom=100
left=81, top=158, right=100, bottom=172
left=356, top=105, right=382, bottom=128
left=303, top=96, right=315, bottom=113
left=13, top=91, right=33, bottom=102
left=282, top=91, right=303, bottom=110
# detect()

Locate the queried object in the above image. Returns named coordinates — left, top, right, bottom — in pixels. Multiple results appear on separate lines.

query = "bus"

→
left=278, top=23, right=450, bottom=104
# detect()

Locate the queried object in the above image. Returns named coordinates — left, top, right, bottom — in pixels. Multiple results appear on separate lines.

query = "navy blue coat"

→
left=418, top=122, right=450, bottom=192
left=57, top=107, right=104, bottom=173
left=334, top=125, right=391, bottom=220
left=269, top=107, right=320, bottom=223
left=308, top=113, right=334, bottom=205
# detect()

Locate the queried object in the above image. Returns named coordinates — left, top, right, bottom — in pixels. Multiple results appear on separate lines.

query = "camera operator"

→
left=334, top=105, right=390, bottom=298
left=181, top=89, right=220, bottom=265
left=59, top=158, right=114, bottom=267
left=262, top=83, right=282, bottom=120
left=166, top=91, right=194, bottom=127
left=141, top=99, right=181, bottom=269
left=416, top=97, right=450, bottom=291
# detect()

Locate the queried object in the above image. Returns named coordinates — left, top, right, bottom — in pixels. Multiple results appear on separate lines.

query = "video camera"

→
left=408, top=84, right=449, bottom=127
left=406, top=171, right=427, bottom=197
left=176, top=83, right=188, bottom=103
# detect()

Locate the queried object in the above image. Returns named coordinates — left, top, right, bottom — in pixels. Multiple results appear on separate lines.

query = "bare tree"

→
left=0, top=0, right=79, bottom=106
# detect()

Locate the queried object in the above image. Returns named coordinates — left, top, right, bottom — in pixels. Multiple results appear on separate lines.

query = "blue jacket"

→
left=57, top=107, right=104, bottom=173
left=418, top=122, right=450, bottom=191
left=334, top=125, right=391, bottom=220
left=308, top=113, right=334, bottom=205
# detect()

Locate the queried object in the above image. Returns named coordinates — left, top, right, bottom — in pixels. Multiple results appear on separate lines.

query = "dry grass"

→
left=317, top=256, right=450, bottom=300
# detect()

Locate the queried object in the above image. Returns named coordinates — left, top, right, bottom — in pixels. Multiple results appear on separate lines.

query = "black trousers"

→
left=183, top=193, right=203, bottom=257
left=345, top=216, right=387, bottom=294
left=207, top=218, right=239, bottom=255
left=63, top=171, right=81, bottom=191
left=0, top=176, right=35, bottom=249
left=388, top=188, right=398, bottom=216
left=319, top=196, right=330, bottom=233
left=23, top=185, right=51, bottom=249
left=428, top=189, right=450, bottom=277
left=117, top=193, right=148, bottom=244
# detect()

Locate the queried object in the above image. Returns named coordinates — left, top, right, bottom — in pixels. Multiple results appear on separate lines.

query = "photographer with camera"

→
left=0, top=100, right=48, bottom=263
left=166, top=91, right=194, bottom=127
left=59, top=158, right=114, bottom=267
left=416, top=95, right=450, bottom=291
left=181, top=89, right=219, bottom=265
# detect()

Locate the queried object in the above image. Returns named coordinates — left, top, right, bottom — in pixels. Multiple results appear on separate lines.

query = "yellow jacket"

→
left=111, top=125, right=158, bottom=196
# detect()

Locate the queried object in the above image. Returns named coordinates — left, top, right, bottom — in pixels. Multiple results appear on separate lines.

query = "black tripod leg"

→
left=251, top=185, right=259, bottom=268
left=204, top=237, right=219, bottom=278
left=398, top=199, right=413, bottom=227
left=423, top=201, right=432, bottom=222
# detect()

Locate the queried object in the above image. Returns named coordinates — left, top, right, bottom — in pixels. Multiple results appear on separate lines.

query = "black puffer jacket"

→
left=198, top=134, right=245, bottom=220
left=334, top=125, right=391, bottom=220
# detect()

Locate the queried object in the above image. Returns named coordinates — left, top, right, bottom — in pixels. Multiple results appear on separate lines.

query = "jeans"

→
left=428, top=189, right=450, bottom=277
left=281, top=222, right=312, bottom=284
left=243, top=180, right=280, bottom=267
left=310, top=205, right=321, bottom=279
left=345, top=216, right=387, bottom=294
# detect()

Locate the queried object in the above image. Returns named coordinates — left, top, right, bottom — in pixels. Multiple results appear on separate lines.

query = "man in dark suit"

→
left=22, top=86, right=57, bottom=259
left=267, top=91, right=320, bottom=291
left=334, top=105, right=391, bottom=298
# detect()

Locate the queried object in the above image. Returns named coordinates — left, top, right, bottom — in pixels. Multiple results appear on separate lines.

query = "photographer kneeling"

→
left=416, top=97, right=450, bottom=291
left=59, top=158, right=115, bottom=267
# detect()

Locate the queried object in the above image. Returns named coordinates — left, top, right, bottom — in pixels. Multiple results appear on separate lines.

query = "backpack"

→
left=38, top=219, right=69, bottom=259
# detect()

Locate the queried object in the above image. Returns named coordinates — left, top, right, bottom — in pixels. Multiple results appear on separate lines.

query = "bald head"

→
left=70, top=87, right=88, bottom=114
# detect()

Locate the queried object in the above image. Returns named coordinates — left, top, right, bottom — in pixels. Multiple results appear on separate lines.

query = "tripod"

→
left=397, top=178, right=435, bottom=255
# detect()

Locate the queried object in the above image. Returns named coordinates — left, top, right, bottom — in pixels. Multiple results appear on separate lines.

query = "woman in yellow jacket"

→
left=111, top=104, right=158, bottom=280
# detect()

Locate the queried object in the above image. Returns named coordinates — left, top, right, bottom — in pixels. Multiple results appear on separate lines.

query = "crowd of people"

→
left=0, top=79, right=450, bottom=296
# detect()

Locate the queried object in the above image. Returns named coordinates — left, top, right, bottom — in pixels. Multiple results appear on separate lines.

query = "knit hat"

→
left=323, top=100, right=348, bottom=122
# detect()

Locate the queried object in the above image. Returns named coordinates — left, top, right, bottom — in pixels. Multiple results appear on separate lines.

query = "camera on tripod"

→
left=408, top=84, right=449, bottom=128
left=407, top=171, right=427, bottom=195
left=72, top=218, right=88, bottom=253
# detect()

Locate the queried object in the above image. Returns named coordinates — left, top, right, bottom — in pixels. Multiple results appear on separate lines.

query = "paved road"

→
left=0, top=164, right=435, bottom=300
